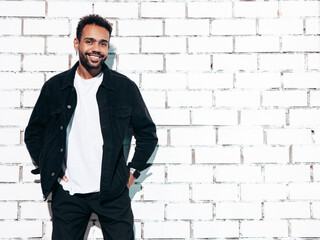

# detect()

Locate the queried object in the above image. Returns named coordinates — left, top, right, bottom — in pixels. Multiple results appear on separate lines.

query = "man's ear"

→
left=74, top=38, right=79, bottom=51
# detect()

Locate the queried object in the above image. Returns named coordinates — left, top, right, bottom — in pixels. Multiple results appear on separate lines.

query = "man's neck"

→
left=77, top=63, right=102, bottom=79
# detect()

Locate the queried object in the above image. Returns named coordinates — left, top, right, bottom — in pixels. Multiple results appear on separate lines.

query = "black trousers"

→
left=51, top=183, right=134, bottom=240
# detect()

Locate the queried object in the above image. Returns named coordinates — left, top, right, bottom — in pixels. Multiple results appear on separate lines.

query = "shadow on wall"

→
left=44, top=43, right=158, bottom=239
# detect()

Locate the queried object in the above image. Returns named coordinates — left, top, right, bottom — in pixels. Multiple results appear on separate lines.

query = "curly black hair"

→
left=76, top=14, right=113, bottom=41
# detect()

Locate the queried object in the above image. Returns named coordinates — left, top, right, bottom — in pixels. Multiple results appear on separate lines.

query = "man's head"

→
left=74, top=15, right=113, bottom=76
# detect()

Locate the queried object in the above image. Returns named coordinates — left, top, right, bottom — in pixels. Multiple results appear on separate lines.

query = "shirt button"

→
left=51, top=172, right=55, bottom=177
left=60, top=126, right=63, bottom=130
left=60, top=148, right=64, bottom=152
left=67, top=105, right=71, bottom=109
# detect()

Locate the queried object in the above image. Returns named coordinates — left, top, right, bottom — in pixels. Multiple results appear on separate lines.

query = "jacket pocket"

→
left=111, top=106, right=132, bottom=118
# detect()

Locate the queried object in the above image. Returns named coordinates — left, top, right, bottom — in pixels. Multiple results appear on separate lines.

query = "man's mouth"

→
left=86, top=53, right=103, bottom=61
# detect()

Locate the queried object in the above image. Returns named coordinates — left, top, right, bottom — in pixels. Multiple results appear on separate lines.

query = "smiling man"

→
left=24, top=14, right=158, bottom=240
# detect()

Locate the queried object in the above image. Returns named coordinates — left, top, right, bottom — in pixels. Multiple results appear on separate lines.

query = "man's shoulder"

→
left=109, top=69, right=137, bottom=88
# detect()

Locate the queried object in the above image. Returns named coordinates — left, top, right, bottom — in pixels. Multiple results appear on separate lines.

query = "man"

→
left=24, top=14, right=158, bottom=240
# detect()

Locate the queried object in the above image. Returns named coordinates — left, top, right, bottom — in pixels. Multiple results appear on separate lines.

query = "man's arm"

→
left=24, top=82, right=50, bottom=171
left=127, top=82, right=158, bottom=174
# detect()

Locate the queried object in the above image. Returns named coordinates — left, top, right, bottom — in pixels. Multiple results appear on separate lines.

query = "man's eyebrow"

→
left=83, top=37, right=109, bottom=43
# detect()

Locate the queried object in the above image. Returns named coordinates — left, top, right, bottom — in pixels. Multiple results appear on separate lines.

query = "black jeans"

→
left=51, top=183, right=134, bottom=240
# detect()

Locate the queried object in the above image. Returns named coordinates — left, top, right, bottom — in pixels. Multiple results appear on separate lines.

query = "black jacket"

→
left=24, top=62, right=158, bottom=201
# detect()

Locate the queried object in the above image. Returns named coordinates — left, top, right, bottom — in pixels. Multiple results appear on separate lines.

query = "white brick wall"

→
left=1, top=0, right=320, bottom=239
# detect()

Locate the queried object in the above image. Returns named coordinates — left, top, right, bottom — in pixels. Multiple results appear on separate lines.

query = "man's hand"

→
left=126, top=172, right=136, bottom=189
left=61, top=175, right=69, bottom=182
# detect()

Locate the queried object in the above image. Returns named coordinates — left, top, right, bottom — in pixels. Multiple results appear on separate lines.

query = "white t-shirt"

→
left=59, top=70, right=104, bottom=195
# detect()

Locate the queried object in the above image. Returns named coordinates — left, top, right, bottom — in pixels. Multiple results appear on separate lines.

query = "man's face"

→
left=74, top=24, right=110, bottom=70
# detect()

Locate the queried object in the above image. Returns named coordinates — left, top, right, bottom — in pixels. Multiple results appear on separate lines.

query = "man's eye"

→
left=86, top=40, right=92, bottom=44
left=101, top=42, right=107, bottom=46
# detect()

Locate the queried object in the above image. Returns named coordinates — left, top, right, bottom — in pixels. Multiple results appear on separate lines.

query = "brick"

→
left=23, top=90, right=40, bottom=108
left=218, top=127, right=263, bottom=145
left=234, top=2, right=278, bottom=18
left=86, top=223, right=103, bottom=239
left=188, top=2, right=232, bottom=18
left=140, top=90, right=165, bottom=108
left=195, top=147, right=241, bottom=164
left=267, top=129, right=312, bottom=145
left=0, top=183, right=43, bottom=200
left=143, top=184, right=189, bottom=201
left=313, top=202, right=320, bottom=218
left=259, top=19, right=303, bottom=35
left=235, top=36, right=280, bottom=53
left=262, top=91, right=307, bottom=107
left=94, top=3, right=138, bottom=18
left=189, top=36, right=233, bottom=53
left=167, top=165, right=213, bottom=183
left=216, top=165, right=262, bottom=183
left=189, top=73, right=233, bottom=89
left=48, top=2, right=92, bottom=18
left=260, top=54, right=304, bottom=71
left=212, top=54, right=257, bottom=71
left=0, top=1, right=45, bottom=17
left=141, top=2, right=185, bottom=18
left=24, top=55, right=69, bottom=72
left=192, top=184, right=238, bottom=201
left=241, top=184, right=287, bottom=200
left=0, top=72, right=44, bottom=89
left=132, top=203, right=164, bottom=220
left=166, top=19, right=209, bottom=36
left=153, top=147, right=192, bottom=164
left=241, top=220, right=288, bottom=237
left=170, top=127, right=216, bottom=146
left=118, top=20, right=162, bottom=36
left=243, top=147, right=289, bottom=164
left=312, top=165, right=320, bottom=181
left=156, top=128, right=168, bottom=146
left=310, top=91, right=320, bottom=106
left=192, top=109, right=238, bottom=125
left=236, top=72, right=281, bottom=89
left=167, top=203, right=212, bottom=220
left=134, top=165, right=165, bottom=183
left=265, top=165, right=310, bottom=182
left=118, top=54, right=163, bottom=71
left=168, top=90, right=212, bottom=107
left=142, top=37, right=186, bottom=53
left=289, top=183, right=320, bottom=200
left=211, top=19, right=256, bottom=36
left=0, top=37, right=44, bottom=53
left=282, top=36, right=320, bottom=52
left=284, top=72, right=320, bottom=89
left=166, top=54, right=210, bottom=71
left=215, top=90, right=260, bottom=107
left=149, top=109, right=190, bottom=125
left=0, top=54, right=21, bottom=71
left=0, top=18, right=21, bottom=35
left=264, top=202, right=310, bottom=219
left=308, top=53, right=320, bottom=70
left=134, top=222, right=141, bottom=239
left=293, top=146, right=320, bottom=163
left=141, top=73, right=187, bottom=89
left=0, top=166, right=20, bottom=182
left=290, top=109, right=320, bottom=126
left=291, top=220, right=320, bottom=237
left=24, top=19, right=69, bottom=36
left=0, top=91, right=20, bottom=107
left=22, top=165, right=40, bottom=183
left=0, top=146, right=30, bottom=164
left=20, top=202, right=51, bottom=219
left=0, top=128, right=21, bottom=145
left=47, top=37, right=74, bottom=54
left=0, top=202, right=17, bottom=219
left=241, top=110, right=285, bottom=126
left=314, top=128, right=320, bottom=145
left=281, top=1, right=320, bottom=17
left=216, top=202, right=261, bottom=219
left=109, top=37, right=139, bottom=54
left=193, top=221, right=239, bottom=238
left=0, top=221, right=42, bottom=238
left=144, top=221, right=190, bottom=239
left=306, top=19, right=320, bottom=34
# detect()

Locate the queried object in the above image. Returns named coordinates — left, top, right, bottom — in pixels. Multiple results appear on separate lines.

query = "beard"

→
left=78, top=50, right=107, bottom=70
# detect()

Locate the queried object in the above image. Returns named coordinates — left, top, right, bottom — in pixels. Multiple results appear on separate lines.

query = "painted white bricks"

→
left=1, top=0, right=320, bottom=239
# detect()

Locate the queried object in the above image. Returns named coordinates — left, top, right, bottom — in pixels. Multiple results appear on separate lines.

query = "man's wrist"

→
left=130, top=168, right=141, bottom=179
